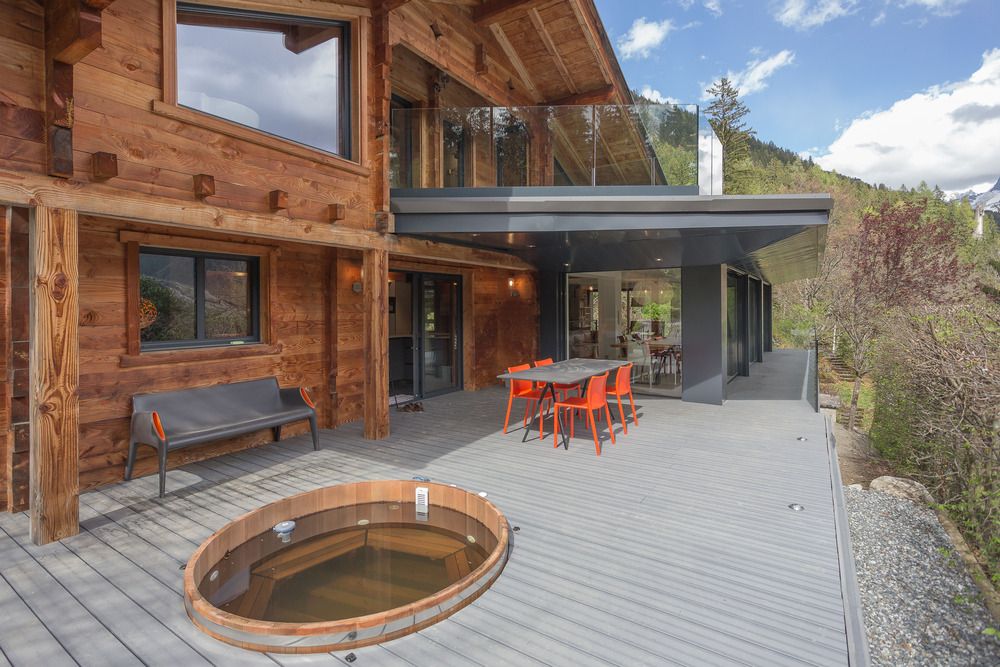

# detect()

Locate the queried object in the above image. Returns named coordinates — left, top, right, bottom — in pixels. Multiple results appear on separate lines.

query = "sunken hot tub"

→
left=184, top=480, right=510, bottom=653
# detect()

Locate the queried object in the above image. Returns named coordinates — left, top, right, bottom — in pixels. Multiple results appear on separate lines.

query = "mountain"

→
left=952, top=177, right=1000, bottom=213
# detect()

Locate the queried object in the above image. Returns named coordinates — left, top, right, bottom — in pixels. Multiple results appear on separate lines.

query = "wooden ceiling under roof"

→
left=394, top=0, right=633, bottom=107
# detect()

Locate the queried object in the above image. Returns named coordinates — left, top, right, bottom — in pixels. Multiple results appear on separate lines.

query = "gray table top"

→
left=497, top=358, right=628, bottom=385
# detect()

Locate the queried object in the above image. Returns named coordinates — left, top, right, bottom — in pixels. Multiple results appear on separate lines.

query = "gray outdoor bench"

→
left=125, top=377, right=319, bottom=498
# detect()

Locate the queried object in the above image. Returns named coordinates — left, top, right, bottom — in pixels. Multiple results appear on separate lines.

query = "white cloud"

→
left=871, top=9, right=886, bottom=25
left=704, top=0, right=723, bottom=16
left=774, top=0, right=858, bottom=29
left=815, top=49, right=1000, bottom=192
left=617, top=17, right=674, bottom=59
left=639, top=86, right=681, bottom=105
left=898, top=0, right=967, bottom=15
left=701, top=49, right=796, bottom=100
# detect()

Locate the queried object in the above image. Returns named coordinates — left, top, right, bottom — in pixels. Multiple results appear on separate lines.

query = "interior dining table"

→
left=497, top=358, right=629, bottom=447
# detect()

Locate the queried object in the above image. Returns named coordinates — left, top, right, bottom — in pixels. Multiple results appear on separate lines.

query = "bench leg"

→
left=124, top=440, right=138, bottom=481
left=272, top=425, right=282, bottom=442
left=309, top=415, right=319, bottom=451
left=158, top=443, right=168, bottom=498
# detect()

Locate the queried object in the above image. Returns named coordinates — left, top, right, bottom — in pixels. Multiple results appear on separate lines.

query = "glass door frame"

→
left=413, top=272, right=464, bottom=399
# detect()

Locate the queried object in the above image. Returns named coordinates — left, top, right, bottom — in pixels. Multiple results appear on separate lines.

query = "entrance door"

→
left=389, top=271, right=463, bottom=402
left=418, top=275, right=462, bottom=396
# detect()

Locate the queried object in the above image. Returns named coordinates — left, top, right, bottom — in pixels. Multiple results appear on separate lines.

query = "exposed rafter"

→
left=527, top=7, right=576, bottom=95
left=488, top=23, right=542, bottom=102
left=473, top=0, right=540, bottom=25
left=566, top=0, right=612, bottom=86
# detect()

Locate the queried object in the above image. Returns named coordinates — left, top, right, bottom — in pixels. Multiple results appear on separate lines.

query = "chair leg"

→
left=616, top=394, right=628, bottom=434
left=308, top=416, right=319, bottom=451
left=605, top=404, right=616, bottom=444
left=124, top=440, right=138, bottom=481
left=157, top=443, right=168, bottom=499
left=503, top=393, right=515, bottom=434
left=629, top=389, right=638, bottom=425
left=553, top=406, right=561, bottom=448
left=588, top=410, right=600, bottom=455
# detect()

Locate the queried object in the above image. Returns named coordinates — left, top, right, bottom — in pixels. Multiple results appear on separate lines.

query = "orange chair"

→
left=552, top=372, right=615, bottom=455
left=533, top=358, right=581, bottom=399
left=607, top=363, right=638, bottom=434
left=503, top=363, right=552, bottom=436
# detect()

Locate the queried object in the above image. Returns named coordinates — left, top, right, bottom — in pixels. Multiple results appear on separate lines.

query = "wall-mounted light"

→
left=508, top=276, right=519, bottom=298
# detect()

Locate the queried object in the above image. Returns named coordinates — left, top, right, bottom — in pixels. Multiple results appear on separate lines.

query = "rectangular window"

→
left=176, top=3, right=350, bottom=157
left=140, top=248, right=260, bottom=350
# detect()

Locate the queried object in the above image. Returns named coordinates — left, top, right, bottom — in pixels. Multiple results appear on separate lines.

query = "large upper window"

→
left=176, top=4, right=350, bottom=157
left=140, top=248, right=260, bottom=350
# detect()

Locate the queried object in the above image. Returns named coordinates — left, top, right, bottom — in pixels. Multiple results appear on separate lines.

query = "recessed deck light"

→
left=797, top=436, right=808, bottom=442
left=788, top=504, right=805, bottom=512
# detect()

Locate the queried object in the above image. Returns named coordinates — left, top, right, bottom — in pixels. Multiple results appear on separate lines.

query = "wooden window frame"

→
left=120, top=231, right=281, bottom=367
left=158, top=0, right=369, bottom=175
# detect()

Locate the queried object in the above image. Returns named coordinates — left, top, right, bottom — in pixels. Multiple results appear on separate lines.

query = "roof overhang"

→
left=391, top=188, right=831, bottom=284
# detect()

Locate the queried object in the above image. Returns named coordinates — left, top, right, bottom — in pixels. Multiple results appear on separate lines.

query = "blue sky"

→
left=595, top=0, right=999, bottom=192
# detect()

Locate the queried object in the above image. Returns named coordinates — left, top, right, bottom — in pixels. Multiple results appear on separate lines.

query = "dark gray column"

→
left=681, top=264, right=727, bottom=405
left=763, top=283, right=773, bottom=352
left=538, top=270, right=566, bottom=360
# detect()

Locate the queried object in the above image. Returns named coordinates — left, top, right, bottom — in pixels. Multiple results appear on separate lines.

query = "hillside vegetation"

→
left=706, top=84, right=1000, bottom=584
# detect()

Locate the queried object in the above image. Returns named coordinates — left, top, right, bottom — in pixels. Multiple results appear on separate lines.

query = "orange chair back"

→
left=586, top=372, right=609, bottom=409
left=507, top=363, right=532, bottom=395
left=534, top=358, right=553, bottom=367
left=614, top=363, right=633, bottom=394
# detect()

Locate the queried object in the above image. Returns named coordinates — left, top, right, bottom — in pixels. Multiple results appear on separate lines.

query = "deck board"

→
left=0, top=350, right=855, bottom=666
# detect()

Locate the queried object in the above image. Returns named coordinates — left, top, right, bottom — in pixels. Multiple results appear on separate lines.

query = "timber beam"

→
left=0, top=170, right=536, bottom=271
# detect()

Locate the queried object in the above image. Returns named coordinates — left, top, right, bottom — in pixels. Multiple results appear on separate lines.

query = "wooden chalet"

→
left=0, top=0, right=830, bottom=547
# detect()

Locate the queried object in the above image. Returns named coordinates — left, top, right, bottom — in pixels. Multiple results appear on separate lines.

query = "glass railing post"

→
left=590, top=104, right=597, bottom=187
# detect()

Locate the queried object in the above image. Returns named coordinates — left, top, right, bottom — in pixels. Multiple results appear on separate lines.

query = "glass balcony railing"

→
left=390, top=103, right=721, bottom=193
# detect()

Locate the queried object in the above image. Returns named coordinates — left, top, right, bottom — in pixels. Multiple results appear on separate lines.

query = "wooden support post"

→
left=193, top=174, right=215, bottom=198
left=268, top=189, right=289, bottom=212
left=28, top=206, right=79, bottom=545
left=362, top=248, right=389, bottom=440
left=90, top=152, right=118, bottom=180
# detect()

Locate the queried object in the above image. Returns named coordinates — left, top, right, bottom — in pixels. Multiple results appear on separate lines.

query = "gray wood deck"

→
left=0, top=350, right=856, bottom=666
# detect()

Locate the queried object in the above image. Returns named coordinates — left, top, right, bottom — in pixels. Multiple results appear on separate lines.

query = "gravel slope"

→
left=845, top=486, right=1000, bottom=666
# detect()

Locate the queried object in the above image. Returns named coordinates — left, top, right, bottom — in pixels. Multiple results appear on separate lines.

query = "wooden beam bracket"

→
left=328, top=203, right=346, bottom=223
left=268, top=189, right=289, bottom=212
left=90, top=152, right=118, bottom=181
left=192, top=174, right=216, bottom=199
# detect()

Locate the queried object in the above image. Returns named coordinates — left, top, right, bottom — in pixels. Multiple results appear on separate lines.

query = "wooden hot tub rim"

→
left=183, top=480, right=511, bottom=653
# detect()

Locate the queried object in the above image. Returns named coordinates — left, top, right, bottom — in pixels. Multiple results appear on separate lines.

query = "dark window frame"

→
left=139, top=247, right=261, bottom=351
left=175, top=2, right=353, bottom=159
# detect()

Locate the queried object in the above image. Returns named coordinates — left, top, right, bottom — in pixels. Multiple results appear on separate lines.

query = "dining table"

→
left=497, top=358, right=629, bottom=447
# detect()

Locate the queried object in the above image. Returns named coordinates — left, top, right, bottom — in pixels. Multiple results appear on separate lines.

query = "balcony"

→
left=390, top=103, right=722, bottom=195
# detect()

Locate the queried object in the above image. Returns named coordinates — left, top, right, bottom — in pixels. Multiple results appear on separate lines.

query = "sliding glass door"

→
left=420, top=275, right=461, bottom=396
left=727, top=270, right=747, bottom=379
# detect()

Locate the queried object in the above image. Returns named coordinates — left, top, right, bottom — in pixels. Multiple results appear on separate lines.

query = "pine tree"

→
left=704, top=77, right=756, bottom=193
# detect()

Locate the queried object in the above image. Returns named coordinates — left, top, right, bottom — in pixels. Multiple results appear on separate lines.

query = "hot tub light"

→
left=478, top=491, right=488, bottom=498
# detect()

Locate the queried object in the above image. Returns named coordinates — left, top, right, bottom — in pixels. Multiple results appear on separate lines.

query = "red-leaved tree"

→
left=831, top=199, right=961, bottom=429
